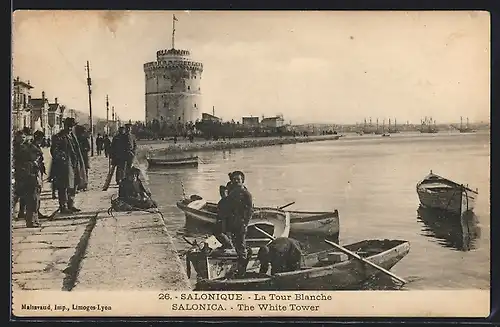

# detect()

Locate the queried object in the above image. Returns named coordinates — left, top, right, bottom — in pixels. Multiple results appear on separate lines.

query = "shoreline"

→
left=137, top=134, right=340, bottom=156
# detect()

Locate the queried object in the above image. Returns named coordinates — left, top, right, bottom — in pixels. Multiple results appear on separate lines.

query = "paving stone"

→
left=52, top=248, right=76, bottom=263
left=12, top=263, right=48, bottom=274
left=12, top=242, right=54, bottom=251
left=22, top=234, right=69, bottom=243
left=14, top=249, right=55, bottom=264
left=20, top=279, right=64, bottom=290
left=41, top=225, right=78, bottom=233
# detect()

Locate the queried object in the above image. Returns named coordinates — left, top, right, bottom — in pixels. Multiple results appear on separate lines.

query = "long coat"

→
left=49, top=130, right=87, bottom=190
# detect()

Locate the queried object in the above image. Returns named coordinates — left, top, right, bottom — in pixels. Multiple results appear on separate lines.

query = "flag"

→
left=173, top=14, right=178, bottom=21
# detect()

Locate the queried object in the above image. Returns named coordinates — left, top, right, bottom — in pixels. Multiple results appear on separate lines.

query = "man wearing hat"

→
left=118, top=166, right=156, bottom=209
left=225, top=170, right=253, bottom=277
left=13, top=129, right=28, bottom=220
left=13, top=129, right=46, bottom=227
left=50, top=117, right=87, bottom=214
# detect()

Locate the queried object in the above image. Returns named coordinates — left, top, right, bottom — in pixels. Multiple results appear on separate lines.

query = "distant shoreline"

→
left=136, top=135, right=340, bottom=156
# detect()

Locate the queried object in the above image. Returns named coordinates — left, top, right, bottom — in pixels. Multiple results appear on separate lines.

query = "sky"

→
left=12, top=10, right=490, bottom=124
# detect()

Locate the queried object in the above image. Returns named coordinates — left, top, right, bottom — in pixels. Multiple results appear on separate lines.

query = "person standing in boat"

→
left=214, top=185, right=233, bottom=249
left=257, top=237, right=303, bottom=275
left=226, top=171, right=253, bottom=278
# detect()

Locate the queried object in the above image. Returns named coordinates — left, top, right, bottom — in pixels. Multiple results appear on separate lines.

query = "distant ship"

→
left=419, top=117, right=438, bottom=133
left=458, top=116, right=476, bottom=133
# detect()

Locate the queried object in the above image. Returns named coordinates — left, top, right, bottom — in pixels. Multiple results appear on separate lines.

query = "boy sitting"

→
left=117, top=167, right=157, bottom=210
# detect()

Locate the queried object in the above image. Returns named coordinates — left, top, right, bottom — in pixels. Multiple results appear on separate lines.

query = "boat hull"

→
left=416, top=172, right=478, bottom=215
left=147, top=156, right=199, bottom=168
left=195, top=239, right=410, bottom=291
left=177, top=200, right=340, bottom=237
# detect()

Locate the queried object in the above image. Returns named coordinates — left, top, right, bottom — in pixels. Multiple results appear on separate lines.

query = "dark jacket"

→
left=118, top=178, right=150, bottom=200
left=226, top=185, right=253, bottom=231
left=14, top=142, right=45, bottom=194
left=258, top=237, right=303, bottom=275
left=50, top=130, right=87, bottom=189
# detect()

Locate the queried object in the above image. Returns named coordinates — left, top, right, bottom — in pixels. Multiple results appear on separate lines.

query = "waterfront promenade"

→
left=136, top=134, right=340, bottom=156
left=11, top=151, right=190, bottom=291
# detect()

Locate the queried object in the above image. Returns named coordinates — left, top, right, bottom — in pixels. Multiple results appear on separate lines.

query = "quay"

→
left=136, top=134, right=340, bottom=156
left=11, top=150, right=190, bottom=291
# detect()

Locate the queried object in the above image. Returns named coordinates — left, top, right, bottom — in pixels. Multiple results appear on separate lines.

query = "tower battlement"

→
left=143, top=60, right=203, bottom=73
left=157, top=48, right=191, bottom=58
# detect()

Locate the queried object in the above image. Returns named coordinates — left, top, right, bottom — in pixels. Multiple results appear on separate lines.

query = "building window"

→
left=194, top=76, right=197, bottom=79
left=198, top=87, right=201, bottom=91
left=170, top=86, right=174, bottom=90
left=194, top=104, right=197, bottom=108
left=187, top=86, right=190, bottom=91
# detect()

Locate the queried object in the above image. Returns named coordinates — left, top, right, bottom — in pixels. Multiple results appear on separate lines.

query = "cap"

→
left=63, top=117, right=76, bottom=127
left=126, top=166, right=141, bottom=177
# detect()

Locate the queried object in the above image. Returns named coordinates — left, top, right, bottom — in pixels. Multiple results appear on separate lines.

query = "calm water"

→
left=145, top=132, right=490, bottom=290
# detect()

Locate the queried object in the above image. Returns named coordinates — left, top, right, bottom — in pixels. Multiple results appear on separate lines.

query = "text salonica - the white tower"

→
left=144, top=15, right=203, bottom=124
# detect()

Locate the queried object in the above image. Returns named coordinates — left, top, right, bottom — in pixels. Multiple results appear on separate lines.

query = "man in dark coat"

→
left=225, top=170, right=253, bottom=277
left=257, top=237, right=303, bottom=275
left=214, top=185, right=234, bottom=249
left=50, top=117, right=87, bottom=214
left=15, top=130, right=46, bottom=227
left=95, top=134, right=103, bottom=156
left=117, top=167, right=156, bottom=209
left=13, top=130, right=27, bottom=220
left=103, top=134, right=111, bottom=158
left=74, top=124, right=90, bottom=187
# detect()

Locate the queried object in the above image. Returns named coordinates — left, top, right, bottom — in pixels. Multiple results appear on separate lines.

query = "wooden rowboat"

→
left=146, top=156, right=199, bottom=168
left=416, top=170, right=478, bottom=215
left=194, top=239, right=410, bottom=291
left=176, top=196, right=340, bottom=237
left=185, top=209, right=291, bottom=280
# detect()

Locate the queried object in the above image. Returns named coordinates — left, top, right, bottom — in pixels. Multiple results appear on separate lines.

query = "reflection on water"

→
left=417, top=206, right=481, bottom=252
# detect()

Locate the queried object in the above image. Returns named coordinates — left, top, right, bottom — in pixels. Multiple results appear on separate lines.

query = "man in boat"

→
left=257, top=237, right=303, bottom=275
left=214, top=185, right=234, bottom=250
left=225, top=170, right=253, bottom=278
left=117, top=166, right=157, bottom=210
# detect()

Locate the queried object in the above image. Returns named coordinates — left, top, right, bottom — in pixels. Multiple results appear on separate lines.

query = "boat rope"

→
left=180, top=180, right=187, bottom=199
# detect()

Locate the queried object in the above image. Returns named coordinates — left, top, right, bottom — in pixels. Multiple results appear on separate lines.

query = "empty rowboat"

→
left=195, top=239, right=411, bottom=291
left=146, top=156, right=199, bottom=168
left=185, top=209, right=291, bottom=281
left=176, top=196, right=340, bottom=237
left=416, top=170, right=478, bottom=215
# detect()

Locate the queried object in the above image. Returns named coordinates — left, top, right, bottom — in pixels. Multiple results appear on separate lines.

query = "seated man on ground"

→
left=117, top=167, right=157, bottom=210
left=257, top=237, right=303, bottom=275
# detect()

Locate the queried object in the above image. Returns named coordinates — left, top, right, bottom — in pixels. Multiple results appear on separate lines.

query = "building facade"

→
left=12, top=77, right=33, bottom=131
left=30, top=91, right=50, bottom=134
left=144, top=48, right=203, bottom=125
left=242, top=116, right=260, bottom=127
left=201, top=113, right=221, bottom=123
left=47, top=98, right=66, bottom=138
left=261, top=115, right=285, bottom=128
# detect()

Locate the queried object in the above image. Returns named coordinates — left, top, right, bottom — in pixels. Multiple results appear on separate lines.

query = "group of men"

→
left=212, top=171, right=302, bottom=278
left=12, top=117, right=88, bottom=227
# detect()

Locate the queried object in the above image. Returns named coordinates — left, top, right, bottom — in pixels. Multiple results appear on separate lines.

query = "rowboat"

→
left=194, top=239, right=410, bottom=291
left=417, top=205, right=481, bottom=252
left=185, top=209, right=291, bottom=280
left=416, top=170, right=478, bottom=215
left=146, top=156, right=199, bottom=168
left=176, top=196, right=340, bottom=237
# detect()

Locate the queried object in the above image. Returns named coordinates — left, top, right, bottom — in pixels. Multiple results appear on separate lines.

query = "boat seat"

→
left=187, top=199, right=207, bottom=210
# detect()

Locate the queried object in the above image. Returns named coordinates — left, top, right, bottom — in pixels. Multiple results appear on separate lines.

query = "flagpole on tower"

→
left=172, top=14, right=178, bottom=49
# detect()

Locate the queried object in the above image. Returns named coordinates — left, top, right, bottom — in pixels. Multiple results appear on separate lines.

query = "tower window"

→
left=194, top=76, right=197, bottom=79
left=194, top=104, right=197, bottom=108
left=198, top=87, right=201, bottom=91
left=170, top=86, right=174, bottom=90
left=187, top=86, right=191, bottom=91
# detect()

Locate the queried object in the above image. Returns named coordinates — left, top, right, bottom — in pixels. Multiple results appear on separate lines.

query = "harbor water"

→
left=145, top=132, right=490, bottom=290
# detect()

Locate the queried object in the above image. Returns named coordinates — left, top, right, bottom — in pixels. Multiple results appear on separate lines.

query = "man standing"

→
left=103, top=134, right=111, bottom=158
left=124, top=123, right=137, bottom=167
left=50, top=117, right=87, bottom=214
left=95, top=134, right=103, bottom=156
left=226, top=170, right=253, bottom=277
left=13, top=130, right=27, bottom=220
left=111, top=127, right=126, bottom=184
left=15, top=130, right=46, bottom=227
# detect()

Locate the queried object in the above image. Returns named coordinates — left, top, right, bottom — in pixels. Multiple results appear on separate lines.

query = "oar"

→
left=254, top=226, right=276, bottom=245
left=324, top=239, right=407, bottom=285
left=278, top=202, right=295, bottom=210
